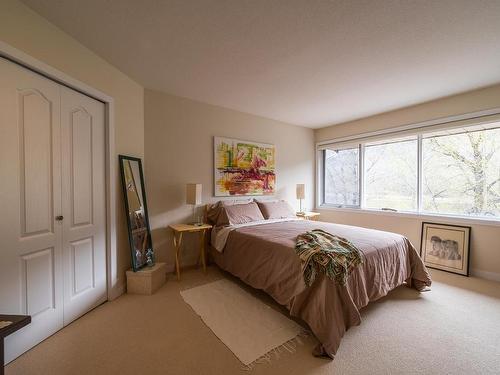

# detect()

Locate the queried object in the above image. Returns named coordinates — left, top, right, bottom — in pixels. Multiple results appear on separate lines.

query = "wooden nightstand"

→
left=169, top=223, right=213, bottom=281
left=296, top=211, right=321, bottom=221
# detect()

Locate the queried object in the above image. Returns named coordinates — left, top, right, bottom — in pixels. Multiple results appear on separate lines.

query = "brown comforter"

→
left=210, top=220, right=431, bottom=358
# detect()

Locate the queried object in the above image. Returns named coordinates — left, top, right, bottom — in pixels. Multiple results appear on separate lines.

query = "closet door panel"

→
left=61, top=87, right=107, bottom=325
left=19, top=89, right=54, bottom=236
left=70, top=108, right=93, bottom=227
left=0, top=58, right=64, bottom=364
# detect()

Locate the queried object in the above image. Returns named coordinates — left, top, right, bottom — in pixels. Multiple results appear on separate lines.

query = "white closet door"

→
left=0, top=58, right=64, bottom=363
left=60, top=87, right=107, bottom=325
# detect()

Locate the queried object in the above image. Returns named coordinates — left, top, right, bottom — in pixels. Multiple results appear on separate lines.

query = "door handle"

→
left=55, top=215, right=64, bottom=221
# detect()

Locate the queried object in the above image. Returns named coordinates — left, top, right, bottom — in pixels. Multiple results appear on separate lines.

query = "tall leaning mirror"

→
left=119, top=155, right=154, bottom=271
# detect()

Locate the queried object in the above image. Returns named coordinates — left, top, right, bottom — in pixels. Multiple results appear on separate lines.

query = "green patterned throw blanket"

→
left=295, top=229, right=363, bottom=287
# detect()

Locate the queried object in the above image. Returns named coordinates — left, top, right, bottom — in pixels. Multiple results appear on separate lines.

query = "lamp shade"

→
left=186, top=183, right=202, bottom=205
left=296, top=184, right=305, bottom=199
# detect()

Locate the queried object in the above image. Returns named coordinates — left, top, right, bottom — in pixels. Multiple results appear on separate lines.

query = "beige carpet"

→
left=6, top=267, right=500, bottom=375
left=180, top=279, right=303, bottom=366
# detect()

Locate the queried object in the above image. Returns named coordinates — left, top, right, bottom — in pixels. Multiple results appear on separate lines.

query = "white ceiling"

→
left=21, top=0, right=500, bottom=128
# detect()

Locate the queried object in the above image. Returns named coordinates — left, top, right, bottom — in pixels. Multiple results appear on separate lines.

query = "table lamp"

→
left=186, top=183, right=203, bottom=225
left=296, top=184, right=305, bottom=214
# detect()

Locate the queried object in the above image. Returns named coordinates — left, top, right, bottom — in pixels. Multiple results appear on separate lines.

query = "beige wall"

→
left=316, top=84, right=500, bottom=141
left=316, top=84, right=500, bottom=280
left=145, top=89, right=315, bottom=267
left=0, top=0, right=145, bottom=297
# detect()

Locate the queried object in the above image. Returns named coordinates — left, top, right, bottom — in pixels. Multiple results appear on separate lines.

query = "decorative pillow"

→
left=206, top=199, right=254, bottom=226
left=256, top=200, right=296, bottom=220
left=221, top=202, right=265, bottom=225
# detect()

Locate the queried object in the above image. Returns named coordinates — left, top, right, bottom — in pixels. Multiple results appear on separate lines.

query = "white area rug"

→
left=180, top=279, right=303, bottom=367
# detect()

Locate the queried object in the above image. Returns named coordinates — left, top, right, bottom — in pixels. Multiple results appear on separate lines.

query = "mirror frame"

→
left=118, top=155, right=153, bottom=271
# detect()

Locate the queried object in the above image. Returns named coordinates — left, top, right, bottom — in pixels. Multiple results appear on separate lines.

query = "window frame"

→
left=362, top=136, right=419, bottom=212
left=316, top=111, right=500, bottom=226
left=322, top=144, right=362, bottom=209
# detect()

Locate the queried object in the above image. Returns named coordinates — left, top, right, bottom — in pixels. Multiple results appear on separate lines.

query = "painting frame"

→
left=214, top=136, right=276, bottom=197
left=420, top=222, right=471, bottom=276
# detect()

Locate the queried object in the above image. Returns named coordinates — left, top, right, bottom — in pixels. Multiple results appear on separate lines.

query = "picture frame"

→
left=420, top=222, right=471, bottom=276
left=213, top=136, right=276, bottom=196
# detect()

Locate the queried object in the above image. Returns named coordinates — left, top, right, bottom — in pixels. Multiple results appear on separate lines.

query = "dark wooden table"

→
left=0, top=315, right=31, bottom=375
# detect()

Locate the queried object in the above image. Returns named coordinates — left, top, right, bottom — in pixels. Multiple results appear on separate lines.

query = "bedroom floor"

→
left=6, top=266, right=500, bottom=375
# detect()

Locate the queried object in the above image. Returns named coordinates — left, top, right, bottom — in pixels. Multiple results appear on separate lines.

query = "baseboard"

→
left=470, top=268, right=500, bottom=283
left=165, top=263, right=175, bottom=273
left=164, top=263, right=211, bottom=274
left=108, top=282, right=126, bottom=301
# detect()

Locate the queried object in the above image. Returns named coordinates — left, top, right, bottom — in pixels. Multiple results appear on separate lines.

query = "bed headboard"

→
left=203, top=204, right=210, bottom=224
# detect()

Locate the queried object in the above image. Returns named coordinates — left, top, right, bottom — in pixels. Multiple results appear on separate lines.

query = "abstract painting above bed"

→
left=214, top=136, right=276, bottom=196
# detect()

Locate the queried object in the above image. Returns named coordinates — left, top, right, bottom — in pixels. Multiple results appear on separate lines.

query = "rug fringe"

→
left=241, top=330, right=310, bottom=371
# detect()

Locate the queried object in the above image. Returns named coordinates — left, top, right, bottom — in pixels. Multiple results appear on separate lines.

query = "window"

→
left=364, top=137, right=418, bottom=211
left=319, top=118, right=500, bottom=220
left=324, top=147, right=359, bottom=206
left=422, top=127, right=500, bottom=217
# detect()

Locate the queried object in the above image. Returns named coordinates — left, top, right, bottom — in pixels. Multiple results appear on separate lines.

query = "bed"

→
left=207, top=203, right=432, bottom=358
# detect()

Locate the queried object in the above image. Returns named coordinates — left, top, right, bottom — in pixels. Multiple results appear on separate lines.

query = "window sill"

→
left=316, top=205, right=500, bottom=227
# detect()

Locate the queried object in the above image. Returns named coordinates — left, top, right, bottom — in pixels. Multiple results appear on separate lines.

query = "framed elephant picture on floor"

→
left=420, top=222, right=471, bottom=276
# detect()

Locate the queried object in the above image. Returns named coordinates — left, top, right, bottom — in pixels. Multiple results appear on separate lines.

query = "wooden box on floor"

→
left=126, top=263, right=167, bottom=295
